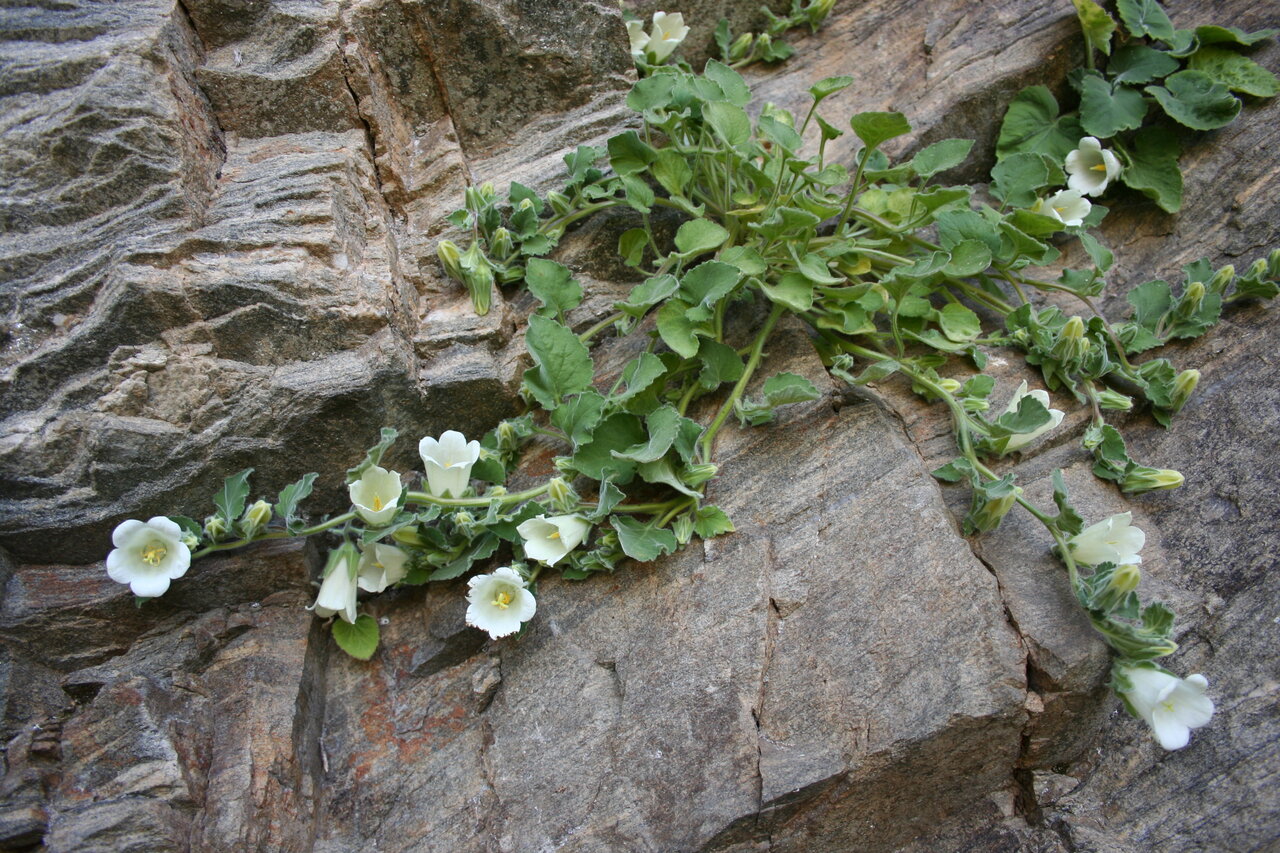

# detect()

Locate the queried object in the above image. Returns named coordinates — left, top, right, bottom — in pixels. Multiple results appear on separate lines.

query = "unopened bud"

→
left=1051, top=316, right=1087, bottom=362
left=490, top=227, right=514, bottom=258
left=937, top=378, right=963, bottom=394
left=672, top=514, right=694, bottom=545
left=478, top=181, right=496, bottom=201
left=962, top=397, right=990, bottom=413
left=1177, top=280, right=1205, bottom=317
left=547, top=190, right=572, bottom=216
left=239, top=499, right=273, bottom=538
left=682, top=463, right=719, bottom=488
left=517, top=197, right=536, bottom=213
left=497, top=421, right=520, bottom=453
left=464, top=185, right=485, bottom=213
left=969, top=485, right=1022, bottom=533
left=1208, top=264, right=1235, bottom=295
left=392, top=526, right=426, bottom=547
left=436, top=240, right=464, bottom=281
left=204, top=514, right=228, bottom=541
left=1169, top=369, right=1200, bottom=413
left=729, top=32, right=754, bottom=61
left=486, top=485, right=508, bottom=498
left=554, top=456, right=578, bottom=475
left=1122, top=466, right=1184, bottom=494
left=181, top=532, right=200, bottom=550
left=1268, top=249, right=1280, bottom=278
left=598, top=531, right=619, bottom=551
left=1095, top=563, right=1141, bottom=612
left=1095, top=388, right=1134, bottom=412
left=547, top=476, right=578, bottom=512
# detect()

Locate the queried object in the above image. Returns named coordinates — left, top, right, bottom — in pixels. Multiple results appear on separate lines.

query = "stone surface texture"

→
left=0, top=0, right=1277, bottom=850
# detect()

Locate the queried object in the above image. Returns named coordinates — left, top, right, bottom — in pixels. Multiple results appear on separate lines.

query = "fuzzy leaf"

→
left=849, top=111, right=911, bottom=149
left=1147, top=70, right=1241, bottom=130
left=610, top=516, right=678, bottom=562
left=1187, top=47, right=1280, bottom=97
left=1119, top=128, right=1183, bottom=212
left=275, top=472, right=318, bottom=531
left=996, top=86, right=1085, bottom=160
left=523, top=315, right=594, bottom=409
left=525, top=258, right=583, bottom=317
left=1073, top=0, right=1117, bottom=56
left=1116, top=0, right=1174, bottom=41
left=332, top=614, right=379, bottom=660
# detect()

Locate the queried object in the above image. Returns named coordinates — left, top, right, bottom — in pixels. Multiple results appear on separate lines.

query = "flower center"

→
left=372, top=495, right=384, bottom=511
left=493, top=590, right=513, bottom=609
left=1160, top=699, right=1177, bottom=713
left=141, top=541, right=168, bottom=566
left=1055, top=206, right=1068, bottom=214
left=1091, top=163, right=1109, bottom=172
left=547, top=530, right=561, bottom=539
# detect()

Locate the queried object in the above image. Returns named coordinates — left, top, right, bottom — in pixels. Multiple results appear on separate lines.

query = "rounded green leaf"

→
left=1079, top=74, right=1148, bottom=137
left=809, top=75, right=854, bottom=102
left=849, top=111, right=911, bottom=149
left=1146, top=70, right=1242, bottom=130
left=674, top=219, right=731, bottom=256
left=1187, top=47, right=1280, bottom=97
left=332, top=614, right=379, bottom=661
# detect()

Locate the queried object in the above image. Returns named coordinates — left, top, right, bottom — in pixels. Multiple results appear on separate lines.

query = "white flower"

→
left=1037, top=188, right=1091, bottom=227
left=1065, top=137, right=1122, bottom=197
left=627, top=19, right=650, bottom=58
left=466, top=567, right=537, bottom=639
left=646, top=12, right=689, bottom=63
left=357, top=543, right=410, bottom=593
left=312, top=545, right=359, bottom=624
left=1069, top=512, right=1145, bottom=566
left=419, top=430, right=481, bottom=498
left=516, top=514, right=591, bottom=565
left=349, top=465, right=402, bottom=526
left=1116, top=663, right=1215, bottom=750
left=106, top=517, right=192, bottom=598
left=1000, top=380, right=1065, bottom=453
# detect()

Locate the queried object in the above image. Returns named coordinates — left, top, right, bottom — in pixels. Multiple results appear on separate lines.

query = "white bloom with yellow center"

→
left=517, top=514, right=591, bottom=565
left=627, top=19, right=650, bottom=58
left=349, top=465, right=402, bottom=527
left=1065, top=137, right=1122, bottom=197
left=1068, top=512, right=1145, bottom=566
left=1037, top=188, right=1091, bottom=227
left=1116, top=663, right=1214, bottom=750
left=106, top=517, right=192, bottom=598
left=357, top=543, right=410, bottom=593
left=646, top=11, right=689, bottom=63
left=466, top=567, right=537, bottom=639
left=312, top=545, right=359, bottom=624
left=419, top=430, right=481, bottom=498
left=1000, top=380, right=1065, bottom=453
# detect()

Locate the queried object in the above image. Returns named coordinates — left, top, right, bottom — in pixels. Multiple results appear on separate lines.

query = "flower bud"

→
left=239, top=499, right=273, bottom=538
left=497, top=420, right=520, bottom=453
left=1268, top=249, right=1280, bottom=278
left=1096, top=388, right=1134, bottom=412
left=1093, top=562, right=1141, bottom=612
left=392, top=526, right=426, bottom=547
left=1051, top=316, right=1087, bottom=362
left=673, top=514, right=694, bottom=545
left=486, top=485, right=508, bottom=498
left=1176, top=281, right=1205, bottom=318
left=547, top=190, right=572, bottom=216
left=181, top=532, right=200, bottom=550
left=968, top=485, right=1022, bottom=533
left=937, top=378, right=963, bottom=394
left=682, top=463, right=719, bottom=488
left=452, top=511, right=478, bottom=537
left=1122, top=466, right=1184, bottom=494
left=547, top=476, right=579, bottom=512
left=464, top=185, right=485, bottom=213
left=1208, top=264, right=1235, bottom=295
left=203, top=514, right=228, bottom=542
left=809, top=0, right=836, bottom=20
left=961, top=397, right=990, bottom=413
left=729, top=32, right=754, bottom=61
left=554, top=456, right=578, bottom=475
left=436, top=239, right=464, bottom=281
left=489, top=226, right=514, bottom=258
left=598, top=531, right=620, bottom=551
left=478, top=181, right=496, bottom=202
left=1169, top=369, right=1200, bottom=413
left=517, top=197, right=536, bottom=213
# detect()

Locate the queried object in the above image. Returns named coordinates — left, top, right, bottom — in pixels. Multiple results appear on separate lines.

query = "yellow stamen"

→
left=1055, top=206, right=1067, bottom=214
left=141, top=542, right=167, bottom=566
left=548, top=530, right=560, bottom=539
left=372, top=496, right=383, bottom=511
left=1091, top=163, right=1109, bottom=172
left=493, top=590, right=513, bottom=610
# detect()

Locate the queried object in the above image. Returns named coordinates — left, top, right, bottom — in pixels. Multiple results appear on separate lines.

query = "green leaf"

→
left=619, top=174, right=654, bottom=213
left=763, top=372, right=821, bottom=406
left=849, top=111, right=911, bottom=149
left=610, top=515, right=678, bottom=562
left=1079, top=75, right=1148, bottom=137
left=508, top=181, right=543, bottom=213
left=935, top=209, right=1002, bottom=253
left=611, top=405, right=681, bottom=463
left=996, top=86, right=1085, bottom=160
left=703, top=59, right=751, bottom=106
left=809, top=74, right=854, bottom=102
left=693, top=506, right=735, bottom=538
left=911, top=138, right=973, bottom=178
left=932, top=458, right=976, bottom=483
left=651, top=148, right=693, bottom=197
left=680, top=260, right=741, bottom=308
left=607, top=130, right=656, bottom=176
left=213, top=468, right=254, bottom=527
left=1109, top=44, right=1179, bottom=85
left=938, top=302, right=982, bottom=342
left=1051, top=470, right=1085, bottom=536
left=761, top=271, right=814, bottom=312
left=618, top=274, right=679, bottom=317
left=619, top=228, right=647, bottom=267
left=551, top=390, right=606, bottom=447
left=703, top=101, right=752, bottom=148
left=1078, top=232, right=1114, bottom=273
left=429, top=533, right=500, bottom=581
left=523, top=314, right=594, bottom=409
left=656, top=299, right=701, bottom=358
left=1073, top=0, right=1117, bottom=56
left=637, top=457, right=702, bottom=497
left=1128, top=279, right=1173, bottom=330
left=1146, top=70, right=1241, bottom=130
left=674, top=219, right=731, bottom=257
left=332, top=614, right=379, bottom=660
left=990, top=151, right=1062, bottom=207
left=614, top=352, right=668, bottom=403
left=757, top=115, right=802, bottom=152
left=697, top=339, right=745, bottom=390
left=588, top=480, right=625, bottom=522
left=525, top=258, right=583, bottom=317
left=170, top=515, right=203, bottom=539
left=275, top=472, right=318, bottom=530
left=943, top=239, right=992, bottom=277
left=1187, top=47, right=1280, bottom=97
left=720, top=246, right=766, bottom=276
left=346, top=428, right=398, bottom=485
left=627, top=74, right=676, bottom=112
left=1119, top=127, right=1183, bottom=212
left=1193, top=25, right=1278, bottom=47
left=1116, top=0, right=1174, bottom=40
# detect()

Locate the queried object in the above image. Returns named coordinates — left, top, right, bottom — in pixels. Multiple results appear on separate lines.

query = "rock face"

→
left=1, top=0, right=1277, bottom=850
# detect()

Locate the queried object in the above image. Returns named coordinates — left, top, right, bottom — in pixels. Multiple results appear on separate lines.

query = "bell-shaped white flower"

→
left=1065, top=137, right=1122, bottom=197
left=516, top=514, right=591, bottom=566
left=1115, top=663, right=1215, bottom=750
left=357, top=543, right=410, bottom=593
left=312, top=544, right=359, bottom=624
left=1036, top=188, right=1091, bottom=227
left=466, top=566, right=537, bottom=639
left=646, top=12, right=689, bottom=63
left=1000, top=381, right=1065, bottom=453
left=106, top=517, right=192, bottom=598
left=1069, top=512, right=1145, bottom=566
left=627, top=19, right=650, bottom=58
left=349, top=465, right=402, bottom=526
left=419, top=430, right=481, bottom=498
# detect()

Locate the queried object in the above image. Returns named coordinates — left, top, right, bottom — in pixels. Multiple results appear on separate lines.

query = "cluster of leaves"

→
left=712, top=0, right=834, bottom=67
left=997, top=0, right=1277, bottom=211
